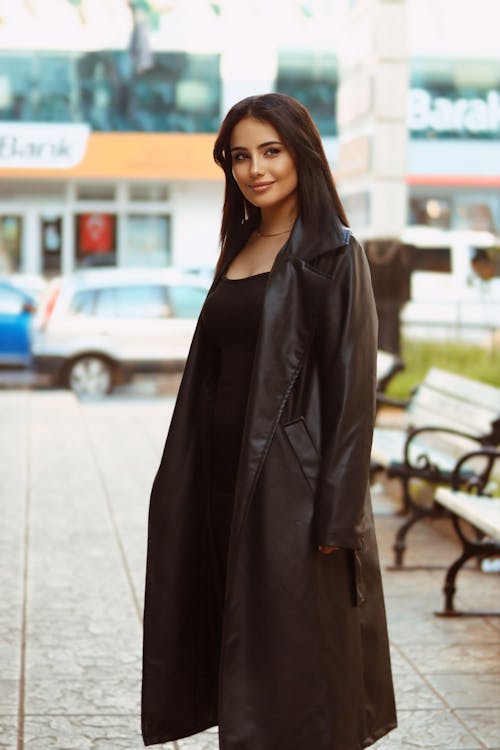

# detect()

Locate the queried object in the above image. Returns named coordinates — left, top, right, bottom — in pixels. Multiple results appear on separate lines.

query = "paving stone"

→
left=25, top=678, right=140, bottom=715
left=26, top=647, right=141, bottom=681
left=177, top=729, right=219, bottom=749
left=372, top=709, right=482, bottom=749
left=457, top=569, right=500, bottom=612
left=0, top=646, right=20, bottom=680
left=403, top=642, right=500, bottom=674
left=0, top=615, right=23, bottom=650
left=486, top=617, right=500, bottom=632
left=388, top=645, right=416, bottom=675
left=426, top=673, right=500, bottom=709
left=380, top=568, right=447, bottom=598
left=24, top=624, right=140, bottom=653
left=0, top=715, right=18, bottom=749
left=385, top=600, right=499, bottom=645
left=392, top=672, right=445, bottom=709
left=22, top=714, right=146, bottom=750
left=457, top=708, right=500, bottom=748
left=0, top=681, right=19, bottom=714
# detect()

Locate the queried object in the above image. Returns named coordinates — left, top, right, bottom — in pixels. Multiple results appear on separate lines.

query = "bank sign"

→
left=408, top=88, right=500, bottom=138
left=0, top=123, right=90, bottom=168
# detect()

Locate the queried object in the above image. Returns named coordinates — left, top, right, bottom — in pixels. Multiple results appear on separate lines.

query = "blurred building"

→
left=0, top=0, right=498, bottom=278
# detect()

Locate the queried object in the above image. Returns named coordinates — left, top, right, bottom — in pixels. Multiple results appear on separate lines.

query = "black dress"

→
left=201, top=271, right=269, bottom=592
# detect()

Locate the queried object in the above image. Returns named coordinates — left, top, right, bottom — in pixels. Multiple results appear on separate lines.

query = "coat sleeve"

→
left=313, top=237, right=378, bottom=549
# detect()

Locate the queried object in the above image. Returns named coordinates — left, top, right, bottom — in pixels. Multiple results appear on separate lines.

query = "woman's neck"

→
left=259, top=202, right=298, bottom=237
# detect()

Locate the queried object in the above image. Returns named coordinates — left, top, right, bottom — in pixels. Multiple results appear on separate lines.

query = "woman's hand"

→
left=318, top=545, right=340, bottom=554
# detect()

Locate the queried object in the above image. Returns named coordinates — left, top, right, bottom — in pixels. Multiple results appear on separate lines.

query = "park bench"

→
left=371, top=367, right=500, bottom=567
left=433, top=448, right=500, bottom=617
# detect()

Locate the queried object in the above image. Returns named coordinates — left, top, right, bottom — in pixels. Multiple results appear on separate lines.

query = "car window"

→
left=168, top=285, right=207, bottom=318
left=94, top=285, right=171, bottom=318
left=69, top=290, right=96, bottom=316
left=0, top=285, right=24, bottom=315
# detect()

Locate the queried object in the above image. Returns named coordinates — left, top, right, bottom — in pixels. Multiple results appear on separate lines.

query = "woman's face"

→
left=229, top=116, right=298, bottom=213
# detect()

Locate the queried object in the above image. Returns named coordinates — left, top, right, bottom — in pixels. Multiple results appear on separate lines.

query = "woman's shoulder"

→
left=305, top=226, right=366, bottom=278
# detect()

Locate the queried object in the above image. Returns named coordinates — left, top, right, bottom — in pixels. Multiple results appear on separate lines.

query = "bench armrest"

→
left=450, top=447, right=500, bottom=492
left=403, top=425, right=485, bottom=474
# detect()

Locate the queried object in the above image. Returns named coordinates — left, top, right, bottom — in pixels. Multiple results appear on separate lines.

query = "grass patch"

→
left=386, top=338, right=500, bottom=400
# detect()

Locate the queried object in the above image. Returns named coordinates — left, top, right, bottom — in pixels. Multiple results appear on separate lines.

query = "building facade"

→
left=0, top=0, right=498, bottom=279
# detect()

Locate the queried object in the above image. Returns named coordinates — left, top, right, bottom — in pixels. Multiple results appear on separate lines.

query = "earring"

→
left=242, top=199, right=249, bottom=224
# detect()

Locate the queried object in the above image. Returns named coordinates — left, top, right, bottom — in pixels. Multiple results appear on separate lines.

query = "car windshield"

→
left=94, top=285, right=170, bottom=318
left=69, top=282, right=208, bottom=319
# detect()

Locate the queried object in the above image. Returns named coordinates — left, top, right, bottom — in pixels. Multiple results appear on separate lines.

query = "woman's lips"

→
left=250, top=182, right=275, bottom=193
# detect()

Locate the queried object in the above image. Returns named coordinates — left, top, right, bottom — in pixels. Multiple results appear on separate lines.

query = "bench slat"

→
left=424, top=368, right=500, bottom=413
left=408, top=385, right=498, bottom=435
left=434, top=488, right=500, bottom=541
left=372, top=428, right=481, bottom=470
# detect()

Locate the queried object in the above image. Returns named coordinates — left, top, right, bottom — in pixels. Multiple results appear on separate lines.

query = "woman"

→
left=142, top=93, right=397, bottom=750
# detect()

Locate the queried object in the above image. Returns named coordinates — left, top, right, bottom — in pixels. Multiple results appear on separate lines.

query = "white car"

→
left=33, top=267, right=210, bottom=397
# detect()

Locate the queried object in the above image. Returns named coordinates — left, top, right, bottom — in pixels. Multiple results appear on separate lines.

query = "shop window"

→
left=454, top=201, right=495, bottom=232
left=0, top=50, right=221, bottom=132
left=129, top=184, right=170, bottom=202
left=0, top=52, right=73, bottom=123
left=0, top=181, right=65, bottom=200
left=0, top=216, right=22, bottom=273
left=75, top=213, right=117, bottom=268
left=76, top=50, right=221, bottom=132
left=76, top=184, right=116, bottom=201
left=276, top=52, right=338, bottom=136
left=409, top=198, right=451, bottom=229
left=123, top=215, right=170, bottom=267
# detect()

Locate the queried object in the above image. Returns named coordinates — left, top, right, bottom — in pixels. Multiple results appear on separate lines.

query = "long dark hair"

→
left=213, top=93, right=349, bottom=272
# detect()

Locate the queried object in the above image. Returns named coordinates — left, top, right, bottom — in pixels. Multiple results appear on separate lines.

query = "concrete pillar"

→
left=335, top=0, right=409, bottom=241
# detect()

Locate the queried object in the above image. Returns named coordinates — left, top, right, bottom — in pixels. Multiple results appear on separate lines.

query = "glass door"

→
left=40, top=213, right=63, bottom=275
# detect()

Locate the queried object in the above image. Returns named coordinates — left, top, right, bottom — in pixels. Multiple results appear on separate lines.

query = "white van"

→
left=399, top=226, right=500, bottom=344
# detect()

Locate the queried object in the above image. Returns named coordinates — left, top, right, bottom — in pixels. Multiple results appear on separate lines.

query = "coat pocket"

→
left=282, top=417, right=320, bottom=493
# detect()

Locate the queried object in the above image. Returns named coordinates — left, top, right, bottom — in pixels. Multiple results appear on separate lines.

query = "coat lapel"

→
left=229, top=216, right=351, bottom=540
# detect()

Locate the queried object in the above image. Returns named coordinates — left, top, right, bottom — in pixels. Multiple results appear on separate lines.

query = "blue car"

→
left=0, top=279, right=36, bottom=368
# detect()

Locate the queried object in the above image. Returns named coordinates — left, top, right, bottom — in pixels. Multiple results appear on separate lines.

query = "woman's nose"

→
left=249, top=154, right=263, bottom=176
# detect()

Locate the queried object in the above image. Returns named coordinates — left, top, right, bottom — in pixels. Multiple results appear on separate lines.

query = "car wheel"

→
left=66, top=355, right=114, bottom=398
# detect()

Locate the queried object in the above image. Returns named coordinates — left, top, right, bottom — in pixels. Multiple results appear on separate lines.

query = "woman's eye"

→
left=232, top=152, right=247, bottom=161
left=265, top=147, right=280, bottom=156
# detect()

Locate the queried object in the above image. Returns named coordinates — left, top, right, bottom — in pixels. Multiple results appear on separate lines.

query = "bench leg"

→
left=439, top=548, right=477, bottom=616
left=388, top=499, right=446, bottom=569
left=435, top=514, right=500, bottom=617
left=391, top=509, right=427, bottom=567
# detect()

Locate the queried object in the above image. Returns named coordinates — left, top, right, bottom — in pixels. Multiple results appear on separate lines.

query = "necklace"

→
left=256, top=226, right=293, bottom=238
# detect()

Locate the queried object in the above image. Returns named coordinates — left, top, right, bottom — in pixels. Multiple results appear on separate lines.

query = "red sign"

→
left=78, top=213, right=115, bottom=253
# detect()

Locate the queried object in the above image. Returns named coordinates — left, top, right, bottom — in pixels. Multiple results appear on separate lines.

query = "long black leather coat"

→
left=142, top=217, right=397, bottom=750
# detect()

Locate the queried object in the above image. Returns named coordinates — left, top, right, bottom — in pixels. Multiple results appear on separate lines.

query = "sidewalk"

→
left=1, top=389, right=499, bottom=750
